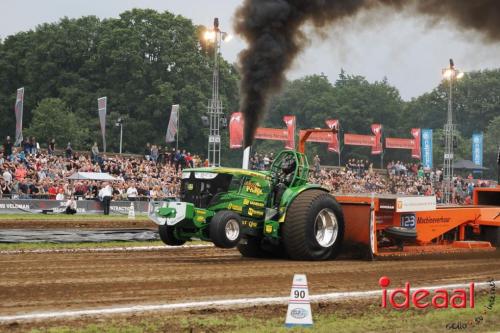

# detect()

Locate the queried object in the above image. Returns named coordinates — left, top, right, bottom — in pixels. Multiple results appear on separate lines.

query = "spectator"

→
left=55, top=188, right=65, bottom=201
left=91, top=142, right=99, bottom=163
left=98, top=182, right=113, bottom=215
left=3, top=136, right=13, bottom=159
left=65, top=142, right=73, bottom=159
left=48, top=138, right=56, bottom=156
left=144, top=143, right=151, bottom=161
left=65, top=196, right=77, bottom=214
left=126, top=183, right=138, bottom=201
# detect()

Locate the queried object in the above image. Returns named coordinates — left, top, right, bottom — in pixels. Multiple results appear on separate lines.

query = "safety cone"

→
left=128, top=202, right=135, bottom=220
left=285, top=273, right=313, bottom=328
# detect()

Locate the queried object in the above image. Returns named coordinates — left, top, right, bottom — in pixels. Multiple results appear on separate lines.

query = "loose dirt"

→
left=0, top=246, right=498, bottom=318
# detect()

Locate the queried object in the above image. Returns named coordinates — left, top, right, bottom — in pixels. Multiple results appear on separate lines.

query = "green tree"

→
left=25, top=98, right=89, bottom=149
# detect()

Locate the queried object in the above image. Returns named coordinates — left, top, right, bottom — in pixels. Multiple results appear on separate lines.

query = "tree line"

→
left=0, top=9, right=498, bottom=176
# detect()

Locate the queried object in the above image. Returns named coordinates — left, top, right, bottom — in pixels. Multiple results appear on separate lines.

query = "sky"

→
left=1, top=0, right=500, bottom=101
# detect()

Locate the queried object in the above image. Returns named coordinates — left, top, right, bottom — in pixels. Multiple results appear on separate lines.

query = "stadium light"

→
left=441, top=59, right=465, bottom=204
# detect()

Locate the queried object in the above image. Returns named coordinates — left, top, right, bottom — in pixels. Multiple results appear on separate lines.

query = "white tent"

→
left=67, top=172, right=119, bottom=181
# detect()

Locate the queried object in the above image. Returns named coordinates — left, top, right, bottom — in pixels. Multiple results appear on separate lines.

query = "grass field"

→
left=23, top=295, right=499, bottom=333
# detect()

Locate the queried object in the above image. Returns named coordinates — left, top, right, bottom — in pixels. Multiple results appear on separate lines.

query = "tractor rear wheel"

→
left=210, top=210, right=242, bottom=248
left=282, top=190, right=344, bottom=260
left=158, top=225, right=186, bottom=246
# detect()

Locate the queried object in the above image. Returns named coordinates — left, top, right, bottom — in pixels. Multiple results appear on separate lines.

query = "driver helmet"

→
left=281, top=155, right=296, bottom=174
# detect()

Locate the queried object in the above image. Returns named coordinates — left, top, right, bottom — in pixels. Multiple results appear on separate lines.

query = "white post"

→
left=242, top=146, right=251, bottom=169
left=176, top=107, right=179, bottom=151
left=119, top=124, right=123, bottom=154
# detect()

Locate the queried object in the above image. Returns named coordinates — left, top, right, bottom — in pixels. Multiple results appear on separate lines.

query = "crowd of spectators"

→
left=0, top=138, right=494, bottom=205
left=310, top=158, right=492, bottom=204
left=0, top=136, right=204, bottom=201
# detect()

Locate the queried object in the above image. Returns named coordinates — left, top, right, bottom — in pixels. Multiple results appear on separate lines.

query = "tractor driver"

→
left=272, top=154, right=296, bottom=208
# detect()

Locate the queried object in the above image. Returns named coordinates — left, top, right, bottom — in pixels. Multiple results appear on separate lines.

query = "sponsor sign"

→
left=421, top=129, right=433, bottom=169
left=395, top=196, right=436, bottom=213
left=472, top=132, right=483, bottom=167
left=378, top=198, right=396, bottom=211
left=229, top=112, right=244, bottom=148
left=229, top=113, right=295, bottom=149
left=0, top=199, right=149, bottom=215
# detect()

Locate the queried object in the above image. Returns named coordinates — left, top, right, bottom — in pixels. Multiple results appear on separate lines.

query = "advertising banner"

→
left=0, top=199, right=149, bottom=214
left=97, top=97, right=107, bottom=152
left=14, top=87, right=24, bottom=146
left=472, top=132, right=483, bottom=167
left=166, top=104, right=179, bottom=143
left=325, top=119, right=339, bottom=153
left=230, top=114, right=295, bottom=149
left=385, top=138, right=414, bottom=149
left=344, top=134, right=375, bottom=147
left=421, top=129, right=433, bottom=169
left=411, top=128, right=421, bottom=159
left=229, top=112, right=244, bottom=148
left=371, top=124, right=383, bottom=155
left=298, top=119, right=339, bottom=153
left=283, top=115, right=296, bottom=150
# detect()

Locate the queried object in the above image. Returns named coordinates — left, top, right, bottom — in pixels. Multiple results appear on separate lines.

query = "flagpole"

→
left=176, top=106, right=179, bottom=151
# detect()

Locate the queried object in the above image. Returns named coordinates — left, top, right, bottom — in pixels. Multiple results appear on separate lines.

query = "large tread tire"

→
left=282, top=190, right=344, bottom=260
left=210, top=210, right=242, bottom=249
left=158, top=225, right=186, bottom=246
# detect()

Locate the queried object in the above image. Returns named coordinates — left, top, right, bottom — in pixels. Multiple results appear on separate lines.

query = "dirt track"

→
left=1, top=246, right=499, bottom=317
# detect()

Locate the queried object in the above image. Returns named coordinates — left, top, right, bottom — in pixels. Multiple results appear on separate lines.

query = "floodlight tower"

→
left=205, top=18, right=231, bottom=167
left=441, top=59, right=464, bottom=204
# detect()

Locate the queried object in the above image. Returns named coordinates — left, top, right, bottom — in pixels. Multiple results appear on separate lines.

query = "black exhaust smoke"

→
left=234, top=0, right=500, bottom=147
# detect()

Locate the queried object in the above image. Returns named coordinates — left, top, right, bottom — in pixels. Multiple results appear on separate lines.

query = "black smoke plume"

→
left=234, top=0, right=500, bottom=147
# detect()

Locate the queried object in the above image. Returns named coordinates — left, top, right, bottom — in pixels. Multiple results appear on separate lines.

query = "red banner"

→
left=229, top=112, right=244, bottom=148
left=371, top=124, right=383, bottom=155
left=299, top=119, right=339, bottom=153
left=255, top=128, right=288, bottom=141
left=229, top=114, right=295, bottom=149
left=411, top=128, right=421, bottom=159
left=325, top=119, right=339, bottom=153
left=385, top=138, right=414, bottom=149
left=344, top=134, right=375, bottom=146
left=343, top=124, right=382, bottom=155
left=384, top=128, right=421, bottom=160
left=284, top=115, right=296, bottom=150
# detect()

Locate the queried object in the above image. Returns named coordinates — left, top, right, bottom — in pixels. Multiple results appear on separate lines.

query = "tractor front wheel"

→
left=158, top=225, right=186, bottom=246
left=210, top=210, right=242, bottom=248
left=282, top=190, right=344, bottom=260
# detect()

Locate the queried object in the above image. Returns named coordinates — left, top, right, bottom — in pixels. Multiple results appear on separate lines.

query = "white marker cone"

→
left=285, top=273, right=313, bottom=328
left=128, top=202, right=135, bottom=220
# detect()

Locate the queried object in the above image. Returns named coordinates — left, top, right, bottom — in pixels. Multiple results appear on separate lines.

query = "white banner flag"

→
left=166, top=104, right=179, bottom=143
left=97, top=97, right=107, bottom=152
left=14, top=87, right=24, bottom=146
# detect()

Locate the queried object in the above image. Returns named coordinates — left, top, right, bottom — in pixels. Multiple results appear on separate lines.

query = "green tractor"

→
left=149, top=132, right=344, bottom=260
